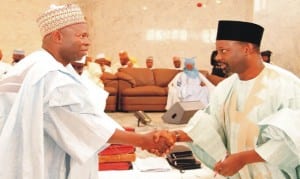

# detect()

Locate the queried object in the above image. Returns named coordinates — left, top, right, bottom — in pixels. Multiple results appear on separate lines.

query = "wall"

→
left=0, top=0, right=299, bottom=76
left=81, top=0, right=252, bottom=69
left=253, top=0, right=300, bottom=75
left=0, top=0, right=61, bottom=62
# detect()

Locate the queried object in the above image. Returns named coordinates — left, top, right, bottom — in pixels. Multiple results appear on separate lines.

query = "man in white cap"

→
left=111, top=50, right=129, bottom=73
left=0, top=4, right=173, bottom=179
left=12, top=49, right=25, bottom=64
left=145, top=56, right=154, bottom=68
left=94, top=53, right=113, bottom=73
left=155, top=20, right=300, bottom=178
left=172, top=56, right=182, bottom=69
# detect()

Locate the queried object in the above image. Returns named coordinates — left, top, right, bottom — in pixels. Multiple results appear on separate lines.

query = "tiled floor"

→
left=107, top=112, right=187, bottom=133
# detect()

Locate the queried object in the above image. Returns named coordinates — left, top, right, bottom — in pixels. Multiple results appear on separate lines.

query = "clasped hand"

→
left=141, top=130, right=176, bottom=156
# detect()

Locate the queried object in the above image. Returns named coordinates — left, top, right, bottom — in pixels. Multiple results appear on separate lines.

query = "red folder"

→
left=100, top=144, right=136, bottom=155
left=99, top=162, right=132, bottom=171
left=99, top=153, right=136, bottom=163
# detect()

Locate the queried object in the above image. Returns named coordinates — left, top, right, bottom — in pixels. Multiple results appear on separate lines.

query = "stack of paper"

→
left=134, top=157, right=172, bottom=172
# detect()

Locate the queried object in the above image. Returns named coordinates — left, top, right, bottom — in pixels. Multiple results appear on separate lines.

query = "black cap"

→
left=216, top=20, right=264, bottom=46
left=261, top=50, right=272, bottom=57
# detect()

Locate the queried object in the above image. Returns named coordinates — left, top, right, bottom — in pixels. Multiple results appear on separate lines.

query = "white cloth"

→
left=83, top=62, right=104, bottom=88
left=102, top=65, right=113, bottom=73
left=184, top=63, right=300, bottom=178
left=0, top=50, right=122, bottom=179
left=111, top=63, right=126, bottom=74
left=165, top=72, right=214, bottom=110
left=0, top=61, right=12, bottom=80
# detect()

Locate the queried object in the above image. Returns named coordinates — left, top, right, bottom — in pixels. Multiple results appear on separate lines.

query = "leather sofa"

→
left=116, top=68, right=180, bottom=112
left=101, top=72, right=118, bottom=112
left=102, top=68, right=219, bottom=112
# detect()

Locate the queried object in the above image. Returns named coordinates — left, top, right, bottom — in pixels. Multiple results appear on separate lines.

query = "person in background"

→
left=0, top=49, right=12, bottom=80
left=0, top=4, right=173, bottom=179
left=111, top=50, right=130, bottom=73
left=210, top=50, right=226, bottom=77
left=172, top=56, right=182, bottom=69
left=261, top=50, right=272, bottom=63
left=145, top=56, right=154, bottom=68
left=165, top=57, right=214, bottom=110
left=155, top=20, right=300, bottom=178
left=82, top=55, right=104, bottom=88
left=12, top=49, right=25, bottom=64
left=94, top=53, right=113, bottom=73
left=127, top=57, right=138, bottom=68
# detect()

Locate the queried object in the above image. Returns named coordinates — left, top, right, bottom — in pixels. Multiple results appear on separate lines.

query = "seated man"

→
left=165, top=57, right=214, bottom=110
left=172, top=56, right=182, bottom=69
left=261, top=50, right=272, bottom=63
left=82, top=56, right=104, bottom=88
left=12, top=49, right=25, bottom=64
left=94, top=53, right=113, bottom=73
left=145, top=56, right=154, bottom=68
left=111, top=50, right=130, bottom=73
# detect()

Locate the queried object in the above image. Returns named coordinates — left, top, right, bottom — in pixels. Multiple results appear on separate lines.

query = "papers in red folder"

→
left=98, top=127, right=136, bottom=171
left=99, top=153, right=136, bottom=163
left=100, top=144, right=135, bottom=156
left=99, top=162, right=133, bottom=171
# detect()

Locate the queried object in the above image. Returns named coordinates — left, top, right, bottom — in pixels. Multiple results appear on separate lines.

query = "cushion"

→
left=121, top=86, right=166, bottom=96
left=116, top=71, right=136, bottom=87
left=119, top=68, right=155, bottom=86
left=152, top=68, right=181, bottom=87
left=101, top=72, right=118, bottom=81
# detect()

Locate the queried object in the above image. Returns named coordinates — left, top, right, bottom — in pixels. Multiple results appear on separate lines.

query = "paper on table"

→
left=134, top=157, right=172, bottom=172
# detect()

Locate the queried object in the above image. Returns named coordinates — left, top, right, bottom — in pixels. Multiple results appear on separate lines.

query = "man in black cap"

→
left=153, top=20, right=300, bottom=178
left=261, top=50, right=272, bottom=63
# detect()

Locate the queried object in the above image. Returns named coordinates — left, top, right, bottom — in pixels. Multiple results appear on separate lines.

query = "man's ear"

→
left=243, top=43, right=254, bottom=55
left=51, top=30, right=63, bottom=43
left=245, top=43, right=256, bottom=54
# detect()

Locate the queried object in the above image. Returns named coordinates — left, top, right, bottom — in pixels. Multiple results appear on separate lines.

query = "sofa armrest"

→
left=116, top=71, right=136, bottom=87
left=101, top=72, right=118, bottom=88
left=199, top=70, right=209, bottom=77
left=206, top=74, right=225, bottom=85
left=101, top=72, right=118, bottom=81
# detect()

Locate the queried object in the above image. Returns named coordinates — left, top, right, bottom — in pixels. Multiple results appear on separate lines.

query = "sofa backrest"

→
left=152, top=68, right=181, bottom=87
left=118, top=68, right=155, bottom=86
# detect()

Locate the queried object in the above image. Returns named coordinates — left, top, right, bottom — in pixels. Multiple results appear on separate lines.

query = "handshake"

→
left=139, top=130, right=182, bottom=156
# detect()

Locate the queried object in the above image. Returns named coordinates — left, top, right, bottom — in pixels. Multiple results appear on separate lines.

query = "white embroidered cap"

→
left=96, top=53, right=105, bottom=59
left=37, top=4, right=86, bottom=37
left=13, top=49, right=25, bottom=55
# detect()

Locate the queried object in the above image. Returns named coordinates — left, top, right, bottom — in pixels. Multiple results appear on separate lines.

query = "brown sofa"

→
left=116, top=68, right=181, bottom=112
left=101, top=72, right=118, bottom=112
left=101, top=68, right=220, bottom=112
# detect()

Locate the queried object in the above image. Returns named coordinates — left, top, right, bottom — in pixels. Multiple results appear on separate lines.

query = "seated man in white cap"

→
left=82, top=55, right=104, bottom=88
left=12, top=49, right=25, bottom=64
left=165, top=57, right=214, bottom=110
left=94, top=53, right=113, bottom=73
left=0, top=4, right=173, bottom=179
left=111, top=50, right=129, bottom=73
left=172, top=56, right=182, bottom=69
left=145, top=56, right=154, bottom=68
